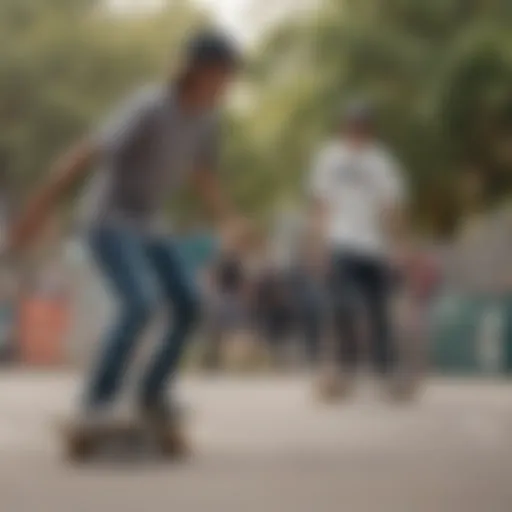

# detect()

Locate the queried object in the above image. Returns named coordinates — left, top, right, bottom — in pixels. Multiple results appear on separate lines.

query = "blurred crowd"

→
left=0, top=222, right=442, bottom=375
left=193, top=225, right=442, bottom=373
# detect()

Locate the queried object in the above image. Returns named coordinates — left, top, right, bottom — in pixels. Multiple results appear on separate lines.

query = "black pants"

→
left=329, top=251, right=395, bottom=375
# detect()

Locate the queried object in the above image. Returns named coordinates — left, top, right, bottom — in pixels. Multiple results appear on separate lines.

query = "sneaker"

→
left=139, top=399, right=186, bottom=430
left=74, top=401, right=131, bottom=429
left=139, top=399, right=191, bottom=458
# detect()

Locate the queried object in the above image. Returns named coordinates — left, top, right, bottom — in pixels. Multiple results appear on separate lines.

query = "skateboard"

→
left=59, top=416, right=190, bottom=462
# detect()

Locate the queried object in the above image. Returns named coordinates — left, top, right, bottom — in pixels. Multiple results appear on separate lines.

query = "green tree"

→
left=238, top=0, right=512, bottom=235
left=0, top=0, right=204, bottom=204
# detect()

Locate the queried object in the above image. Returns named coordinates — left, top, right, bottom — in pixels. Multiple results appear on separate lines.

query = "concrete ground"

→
left=0, top=372, right=511, bottom=512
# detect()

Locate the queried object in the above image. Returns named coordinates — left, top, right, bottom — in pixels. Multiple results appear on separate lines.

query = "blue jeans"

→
left=86, top=226, right=199, bottom=407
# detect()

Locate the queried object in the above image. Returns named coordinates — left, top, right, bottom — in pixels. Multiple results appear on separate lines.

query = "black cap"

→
left=184, top=30, right=242, bottom=71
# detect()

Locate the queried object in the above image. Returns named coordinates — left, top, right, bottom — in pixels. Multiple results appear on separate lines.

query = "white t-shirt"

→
left=309, top=139, right=406, bottom=258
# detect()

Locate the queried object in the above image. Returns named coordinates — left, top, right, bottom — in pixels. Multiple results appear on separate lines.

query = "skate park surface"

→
left=0, top=372, right=511, bottom=512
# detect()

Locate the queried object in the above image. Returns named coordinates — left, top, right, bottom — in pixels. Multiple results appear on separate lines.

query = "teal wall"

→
left=431, top=293, right=512, bottom=375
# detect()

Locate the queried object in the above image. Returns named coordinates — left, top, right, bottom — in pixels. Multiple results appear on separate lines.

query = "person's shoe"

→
left=139, top=398, right=186, bottom=429
left=73, top=402, right=120, bottom=431
left=60, top=402, right=123, bottom=460
left=139, top=399, right=190, bottom=458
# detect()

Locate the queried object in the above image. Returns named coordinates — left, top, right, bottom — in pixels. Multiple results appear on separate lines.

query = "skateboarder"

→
left=309, top=99, right=411, bottom=399
left=6, top=31, right=246, bottom=432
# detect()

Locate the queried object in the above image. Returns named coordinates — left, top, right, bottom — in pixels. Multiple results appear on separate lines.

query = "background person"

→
left=309, top=100, right=410, bottom=398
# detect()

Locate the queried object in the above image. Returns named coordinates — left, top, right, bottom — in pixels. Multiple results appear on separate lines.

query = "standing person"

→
left=5, top=31, right=247, bottom=435
left=309, top=100, right=410, bottom=400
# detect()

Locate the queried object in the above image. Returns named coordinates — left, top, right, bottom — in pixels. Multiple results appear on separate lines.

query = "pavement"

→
left=0, top=372, right=511, bottom=512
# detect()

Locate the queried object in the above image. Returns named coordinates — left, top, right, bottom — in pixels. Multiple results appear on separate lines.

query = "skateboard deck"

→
left=59, top=416, right=190, bottom=462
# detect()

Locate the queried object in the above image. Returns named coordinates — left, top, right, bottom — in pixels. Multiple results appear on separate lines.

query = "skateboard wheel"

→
left=65, top=433, right=95, bottom=461
left=160, top=428, right=191, bottom=459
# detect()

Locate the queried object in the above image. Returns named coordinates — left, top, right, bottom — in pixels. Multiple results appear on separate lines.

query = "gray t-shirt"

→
left=80, top=84, right=219, bottom=233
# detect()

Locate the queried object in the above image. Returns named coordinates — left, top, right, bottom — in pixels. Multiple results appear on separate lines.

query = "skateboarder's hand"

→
left=221, top=216, right=258, bottom=255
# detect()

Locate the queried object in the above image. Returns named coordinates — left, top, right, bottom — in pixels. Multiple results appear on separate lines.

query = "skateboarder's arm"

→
left=8, top=138, right=96, bottom=251
left=191, top=115, right=255, bottom=252
left=192, top=167, right=234, bottom=224
left=192, top=167, right=257, bottom=256
left=8, top=87, right=157, bottom=252
left=190, top=114, right=236, bottom=224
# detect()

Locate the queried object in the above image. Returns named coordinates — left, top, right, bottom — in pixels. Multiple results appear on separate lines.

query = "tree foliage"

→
left=240, top=0, right=512, bottom=235
left=2, top=0, right=512, bottom=236
left=0, top=0, right=204, bottom=202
